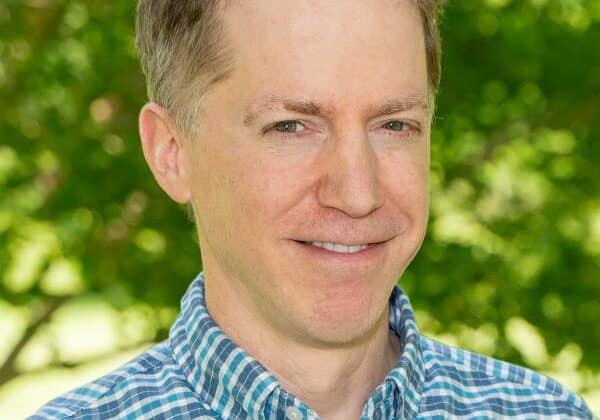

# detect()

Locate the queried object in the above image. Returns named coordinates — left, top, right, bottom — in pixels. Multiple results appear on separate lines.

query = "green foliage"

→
left=0, top=0, right=599, bottom=414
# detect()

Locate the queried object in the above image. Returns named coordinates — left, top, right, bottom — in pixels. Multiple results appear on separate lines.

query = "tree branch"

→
left=0, top=296, right=68, bottom=387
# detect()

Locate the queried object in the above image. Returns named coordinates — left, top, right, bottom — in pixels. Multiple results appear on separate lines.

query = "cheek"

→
left=381, top=149, right=429, bottom=225
left=240, top=147, right=316, bottom=209
left=383, top=143, right=429, bottom=191
left=186, top=136, right=245, bottom=243
left=192, top=147, right=296, bottom=240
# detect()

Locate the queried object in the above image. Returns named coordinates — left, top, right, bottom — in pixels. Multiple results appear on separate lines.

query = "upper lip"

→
left=293, top=238, right=392, bottom=246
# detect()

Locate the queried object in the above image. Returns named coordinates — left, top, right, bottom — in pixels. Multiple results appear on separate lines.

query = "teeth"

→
left=309, top=241, right=368, bottom=253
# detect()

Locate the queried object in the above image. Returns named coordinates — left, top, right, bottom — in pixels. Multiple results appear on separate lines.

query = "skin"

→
left=139, top=0, right=431, bottom=418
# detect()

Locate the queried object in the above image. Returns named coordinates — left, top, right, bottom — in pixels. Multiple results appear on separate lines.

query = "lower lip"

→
left=291, top=240, right=387, bottom=263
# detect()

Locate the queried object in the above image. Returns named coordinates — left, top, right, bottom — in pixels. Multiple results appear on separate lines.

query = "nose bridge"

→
left=317, top=127, right=384, bottom=217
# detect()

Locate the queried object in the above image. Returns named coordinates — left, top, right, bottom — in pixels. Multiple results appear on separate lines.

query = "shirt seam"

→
left=61, top=350, right=212, bottom=419
left=418, top=373, right=591, bottom=419
left=421, top=338, right=592, bottom=418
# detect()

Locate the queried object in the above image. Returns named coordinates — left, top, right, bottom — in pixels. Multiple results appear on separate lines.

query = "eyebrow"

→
left=242, top=94, right=430, bottom=126
left=367, top=96, right=431, bottom=118
left=243, top=96, right=331, bottom=126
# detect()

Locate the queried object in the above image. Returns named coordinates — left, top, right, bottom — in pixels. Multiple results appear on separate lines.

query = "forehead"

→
left=216, top=0, right=428, bottom=113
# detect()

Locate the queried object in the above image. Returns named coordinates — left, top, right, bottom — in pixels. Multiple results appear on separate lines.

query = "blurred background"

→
left=0, top=0, right=599, bottom=417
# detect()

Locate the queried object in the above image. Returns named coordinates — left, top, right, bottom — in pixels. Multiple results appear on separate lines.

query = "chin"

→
left=305, top=315, right=385, bottom=348
left=298, top=292, right=388, bottom=347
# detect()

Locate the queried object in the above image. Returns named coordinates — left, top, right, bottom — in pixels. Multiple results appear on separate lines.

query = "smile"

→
left=304, top=241, right=369, bottom=254
left=292, top=239, right=387, bottom=263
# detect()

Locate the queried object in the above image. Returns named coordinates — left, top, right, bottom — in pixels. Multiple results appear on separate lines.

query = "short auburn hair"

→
left=136, top=0, right=444, bottom=136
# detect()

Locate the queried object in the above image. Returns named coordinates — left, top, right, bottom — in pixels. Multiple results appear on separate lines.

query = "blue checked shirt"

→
left=32, top=273, right=593, bottom=419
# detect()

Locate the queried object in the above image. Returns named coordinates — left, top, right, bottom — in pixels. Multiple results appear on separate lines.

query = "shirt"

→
left=31, top=272, right=593, bottom=419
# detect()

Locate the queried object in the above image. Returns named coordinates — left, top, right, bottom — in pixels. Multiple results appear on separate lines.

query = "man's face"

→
left=184, top=0, right=430, bottom=346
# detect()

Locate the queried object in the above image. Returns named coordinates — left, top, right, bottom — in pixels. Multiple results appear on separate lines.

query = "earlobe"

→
left=138, top=103, right=191, bottom=204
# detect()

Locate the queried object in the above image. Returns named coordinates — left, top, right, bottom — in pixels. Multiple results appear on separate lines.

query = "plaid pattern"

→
left=31, top=272, right=592, bottom=419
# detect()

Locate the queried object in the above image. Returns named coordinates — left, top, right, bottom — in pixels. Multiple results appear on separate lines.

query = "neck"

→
left=204, top=270, right=403, bottom=420
left=269, top=327, right=403, bottom=420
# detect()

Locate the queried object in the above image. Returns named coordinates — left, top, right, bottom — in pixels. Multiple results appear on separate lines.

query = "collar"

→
left=168, top=273, right=424, bottom=419
left=382, top=286, right=425, bottom=418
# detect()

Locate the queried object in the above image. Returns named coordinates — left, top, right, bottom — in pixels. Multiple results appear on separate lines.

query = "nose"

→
left=317, top=129, right=384, bottom=218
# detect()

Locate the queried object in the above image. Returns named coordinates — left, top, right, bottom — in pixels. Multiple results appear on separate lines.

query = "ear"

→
left=138, top=102, right=191, bottom=204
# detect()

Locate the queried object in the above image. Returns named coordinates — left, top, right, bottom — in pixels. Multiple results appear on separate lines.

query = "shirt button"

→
left=285, top=406, right=303, bottom=420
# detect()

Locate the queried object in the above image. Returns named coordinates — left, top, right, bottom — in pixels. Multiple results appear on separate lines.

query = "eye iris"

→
left=276, top=121, right=298, bottom=132
left=385, top=121, right=404, bottom=131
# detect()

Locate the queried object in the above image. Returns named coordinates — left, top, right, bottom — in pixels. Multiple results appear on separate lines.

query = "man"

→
left=32, top=0, right=592, bottom=419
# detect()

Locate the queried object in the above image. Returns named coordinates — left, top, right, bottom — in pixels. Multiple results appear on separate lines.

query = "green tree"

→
left=0, top=0, right=598, bottom=415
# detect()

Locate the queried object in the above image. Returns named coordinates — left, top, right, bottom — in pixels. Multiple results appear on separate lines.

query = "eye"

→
left=270, top=120, right=306, bottom=134
left=379, top=120, right=422, bottom=139
left=382, top=120, right=407, bottom=131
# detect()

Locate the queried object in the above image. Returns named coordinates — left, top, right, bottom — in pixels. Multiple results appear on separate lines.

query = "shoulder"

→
left=418, top=335, right=593, bottom=419
left=29, top=341, right=217, bottom=420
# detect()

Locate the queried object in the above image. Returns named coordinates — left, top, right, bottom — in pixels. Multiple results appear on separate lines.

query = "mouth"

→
left=295, top=240, right=369, bottom=253
left=293, top=239, right=389, bottom=255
